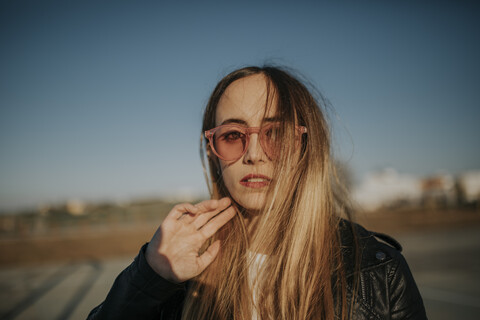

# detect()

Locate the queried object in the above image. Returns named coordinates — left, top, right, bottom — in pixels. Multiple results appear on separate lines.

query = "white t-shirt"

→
left=247, top=251, right=267, bottom=320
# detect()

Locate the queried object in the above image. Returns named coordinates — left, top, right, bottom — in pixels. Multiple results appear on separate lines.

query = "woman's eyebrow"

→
left=220, top=118, right=248, bottom=125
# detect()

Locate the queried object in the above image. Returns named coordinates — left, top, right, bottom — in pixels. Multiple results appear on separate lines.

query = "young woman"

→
left=88, top=66, right=427, bottom=319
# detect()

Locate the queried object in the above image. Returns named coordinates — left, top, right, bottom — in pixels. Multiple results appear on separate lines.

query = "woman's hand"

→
left=145, top=197, right=236, bottom=283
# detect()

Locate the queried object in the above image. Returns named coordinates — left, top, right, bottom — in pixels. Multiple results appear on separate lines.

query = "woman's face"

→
left=215, top=74, right=276, bottom=212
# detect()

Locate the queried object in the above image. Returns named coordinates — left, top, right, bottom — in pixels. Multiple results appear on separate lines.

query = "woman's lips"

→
left=239, top=174, right=271, bottom=188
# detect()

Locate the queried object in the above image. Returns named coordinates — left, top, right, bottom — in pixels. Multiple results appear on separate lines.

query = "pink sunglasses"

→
left=205, top=123, right=307, bottom=161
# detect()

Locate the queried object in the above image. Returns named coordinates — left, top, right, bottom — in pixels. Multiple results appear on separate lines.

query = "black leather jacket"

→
left=87, top=222, right=427, bottom=319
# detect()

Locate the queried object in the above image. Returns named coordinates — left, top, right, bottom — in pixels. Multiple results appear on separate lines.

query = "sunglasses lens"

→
left=261, top=124, right=280, bottom=159
left=213, top=127, right=247, bottom=160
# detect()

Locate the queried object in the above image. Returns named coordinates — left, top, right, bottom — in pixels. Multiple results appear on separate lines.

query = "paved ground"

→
left=394, top=226, right=480, bottom=320
left=0, top=226, right=479, bottom=320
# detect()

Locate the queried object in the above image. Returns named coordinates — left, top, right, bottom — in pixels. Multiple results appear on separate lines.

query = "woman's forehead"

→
left=215, top=74, right=278, bottom=126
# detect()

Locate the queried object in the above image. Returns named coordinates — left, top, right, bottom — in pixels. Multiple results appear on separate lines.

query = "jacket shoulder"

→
left=339, top=220, right=428, bottom=319
left=339, top=219, right=403, bottom=273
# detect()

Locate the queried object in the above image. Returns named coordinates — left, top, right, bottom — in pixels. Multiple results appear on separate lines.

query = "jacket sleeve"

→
left=388, top=253, right=428, bottom=320
left=87, top=244, right=186, bottom=320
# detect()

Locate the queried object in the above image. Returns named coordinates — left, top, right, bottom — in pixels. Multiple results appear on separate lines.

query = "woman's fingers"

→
left=196, top=240, right=221, bottom=270
left=199, top=205, right=236, bottom=239
left=166, top=198, right=231, bottom=224
left=165, top=203, right=199, bottom=221
left=146, top=198, right=234, bottom=282
left=195, top=197, right=231, bottom=213
left=193, top=198, right=233, bottom=229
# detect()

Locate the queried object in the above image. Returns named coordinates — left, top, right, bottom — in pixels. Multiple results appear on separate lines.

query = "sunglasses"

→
left=205, top=123, right=307, bottom=161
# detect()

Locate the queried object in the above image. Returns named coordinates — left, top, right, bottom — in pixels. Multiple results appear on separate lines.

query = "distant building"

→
left=420, top=173, right=456, bottom=209
left=351, top=168, right=471, bottom=211
left=458, top=171, right=480, bottom=204
left=352, top=168, right=422, bottom=211
left=66, top=199, right=86, bottom=216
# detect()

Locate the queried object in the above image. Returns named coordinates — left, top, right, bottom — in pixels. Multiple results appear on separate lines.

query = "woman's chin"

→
left=233, top=195, right=266, bottom=215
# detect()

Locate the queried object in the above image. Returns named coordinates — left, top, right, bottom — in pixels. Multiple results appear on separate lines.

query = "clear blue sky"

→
left=1, top=0, right=479, bottom=212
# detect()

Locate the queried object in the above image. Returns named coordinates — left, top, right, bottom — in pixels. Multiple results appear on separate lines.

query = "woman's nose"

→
left=243, top=134, right=266, bottom=164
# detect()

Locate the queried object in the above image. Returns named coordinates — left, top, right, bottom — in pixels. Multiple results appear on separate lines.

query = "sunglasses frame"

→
left=204, top=123, right=307, bottom=161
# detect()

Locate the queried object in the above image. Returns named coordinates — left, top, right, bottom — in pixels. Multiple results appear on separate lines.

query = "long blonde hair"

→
left=183, top=66, right=352, bottom=319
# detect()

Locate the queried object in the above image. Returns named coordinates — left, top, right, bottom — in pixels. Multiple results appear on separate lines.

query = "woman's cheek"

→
left=221, top=167, right=250, bottom=208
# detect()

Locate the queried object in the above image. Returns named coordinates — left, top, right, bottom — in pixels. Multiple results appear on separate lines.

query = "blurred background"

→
left=0, top=0, right=479, bottom=319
